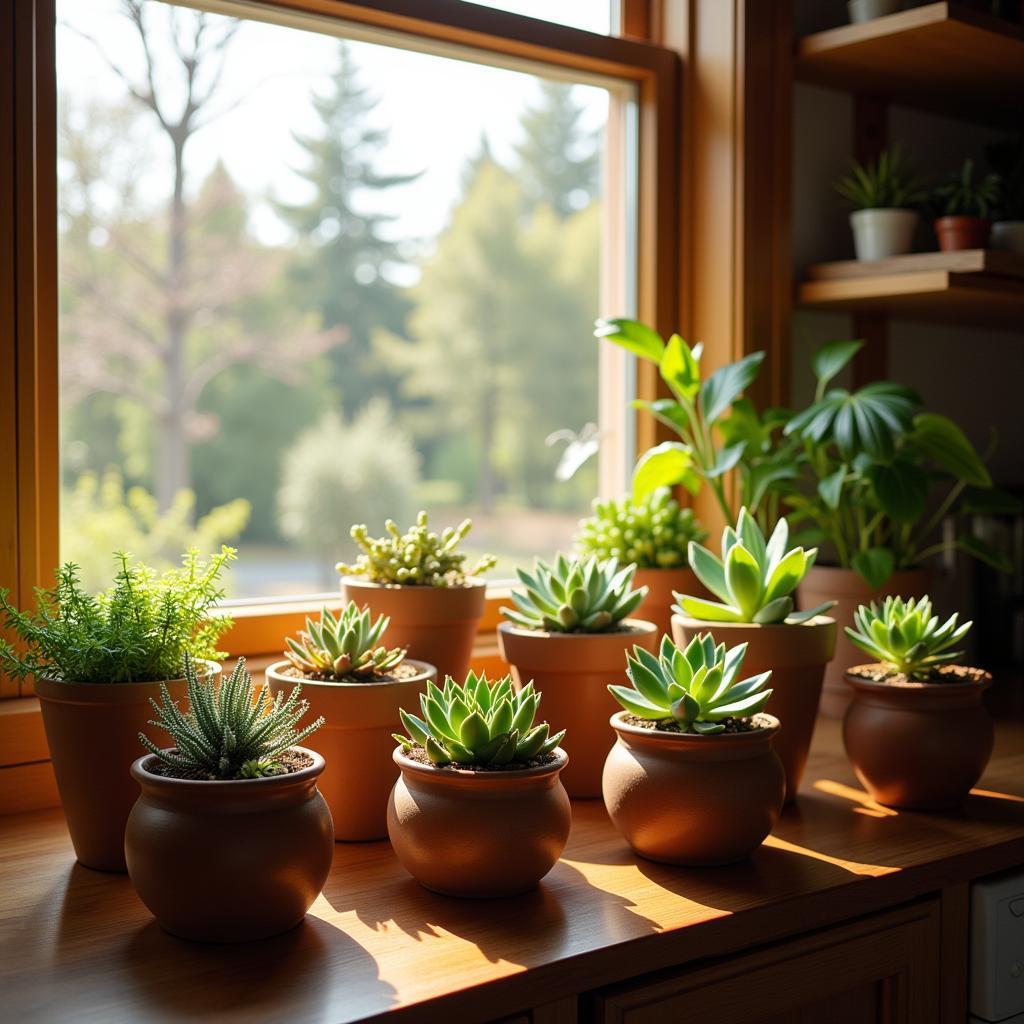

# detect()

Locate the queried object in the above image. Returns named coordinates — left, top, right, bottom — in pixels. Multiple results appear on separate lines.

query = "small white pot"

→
left=847, top=0, right=903, bottom=23
left=849, top=208, right=919, bottom=261
left=991, top=221, right=1024, bottom=254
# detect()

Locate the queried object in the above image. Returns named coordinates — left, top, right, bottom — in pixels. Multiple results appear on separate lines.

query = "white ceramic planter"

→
left=992, top=221, right=1024, bottom=254
left=850, top=208, right=918, bottom=260
left=847, top=0, right=903, bottom=23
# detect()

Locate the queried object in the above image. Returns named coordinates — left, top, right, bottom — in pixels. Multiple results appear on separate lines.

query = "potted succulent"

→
left=266, top=603, right=436, bottom=841
left=603, top=633, right=784, bottom=864
left=126, top=656, right=333, bottom=942
left=497, top=554, right=656, bottom=798
left=672, top=510, right=836, bottom=801
left=388, top=671, right=569, bottom=897
left=337, top=512, right=495, bottom=683
left=847, top=0, right=903, bottom=23
left=987, top=135, right=1024, bottom=253
left=931, top=158, right=1001, bottom=251
left=834, top=146, right=927, bottom=260
left=575, top=487, right=706, bottom=636
left=0, top=548, right=234, bottom=872
left=842, top=597, right=991, bottom=809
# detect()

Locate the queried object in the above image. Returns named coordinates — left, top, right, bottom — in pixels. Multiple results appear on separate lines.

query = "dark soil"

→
left=283, top=662, right=424, bottom=684
left=402, top=743, right=559, bottom=773
left=146, top=748, right=314, bottom=781
left=622, top=712, right=775, bottom=735
left=848, top=663, right=990, bottom=686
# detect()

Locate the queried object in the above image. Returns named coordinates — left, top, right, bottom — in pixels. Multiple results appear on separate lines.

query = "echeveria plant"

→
left=284, top=603, right=405, bottom=681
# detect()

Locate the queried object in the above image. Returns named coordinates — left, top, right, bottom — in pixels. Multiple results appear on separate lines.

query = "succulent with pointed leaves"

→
left=284, top=603, right=406, bottom=680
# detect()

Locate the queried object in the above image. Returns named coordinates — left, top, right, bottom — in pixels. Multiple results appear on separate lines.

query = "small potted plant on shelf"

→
left=575, top=487, right=707, bottom=636
left=388, top=671, right=569, bottom=897
left=0, top=547, right=234, bottom=872
left=841, top=596, right=992, bottom=810
left=497, top=554, right=656, bottom=798
left=931, top=158, right=1001, bottom=251
left=126, top=656, right=332, bottom=942
left=337, top=512, right=496, bottom=684
left=603, top=633, right=784, bottom=865
left=987, top=134, right=1024, bottom=253
left=265, top=603, right=436, bottom=841
left=672, top=509, right=836, bottom=801
left=846, top=0, right=903, bottom=24
left=834, top=146, right=927, bottom=260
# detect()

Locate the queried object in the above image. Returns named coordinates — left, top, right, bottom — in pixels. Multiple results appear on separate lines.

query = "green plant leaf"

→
left=812, top=340, right=864, bottom=390
left=699, top=352, right=765, bottom=425
left=786, top=600, right=836, bottom=624
left=677, top=595, right=745, bottom=622
left=725, top=543, right=763, bottom=620
left=867, top=460, right=928, bottom=523
left=955, top=533, right=1014, bottom=573
left=632, top=442, right=699, bottom=502
left=685, top=542, right=730, bottom=603
left=594, top=317, right=665, bottom=363
left=851, top=547, right=895, bottom=589
left=705, top=442, right=747, bottom=479
left=608, top=684, right=665, bottom=718
left=660, top=334, right=702, bottom=402
left=818, top=466, right=846, bottom=510
left=911, top=413, right=991, bottom=487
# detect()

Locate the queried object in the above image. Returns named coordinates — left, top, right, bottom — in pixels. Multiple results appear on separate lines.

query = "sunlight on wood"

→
left=813, top=778, right=899, bottom=818
left=970, top=787, right=1024, bottom=803
left=764, top=835, right=895, bottom=878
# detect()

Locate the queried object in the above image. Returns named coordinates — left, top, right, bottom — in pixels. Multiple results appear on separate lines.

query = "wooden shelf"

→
left=796, top=2, right=1024, bottom=126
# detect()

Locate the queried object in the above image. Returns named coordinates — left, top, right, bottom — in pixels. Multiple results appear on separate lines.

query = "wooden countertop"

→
left=3, top=718, right=1024, bottom=1024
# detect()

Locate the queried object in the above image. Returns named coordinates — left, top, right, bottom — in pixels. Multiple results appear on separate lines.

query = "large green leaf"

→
left=725, top=543, right=763, bottom=619
left=632, top=442, right=700, bottom=501
left=594, top=318, right=665, bottom=363
left=867, top=460, right=928, bottom=523
left=705, top=442, right=747, bottom=479
left=660, top=334, right=702, bottom=402
left=812, top=339, right=864, bottom=390
left=632, top=398, right=691, bottom=435
left=699, top=351, right=765, bottom=425
left=851, top=547, right=895, bottom=589
left=818, top=465, right=846, bottom=510
left=911, top=413, right=991, bottom=487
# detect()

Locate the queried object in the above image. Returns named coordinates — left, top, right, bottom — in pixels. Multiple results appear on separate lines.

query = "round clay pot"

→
left=672, top=615, right=836, bottom=802
left=992, top=221, right=1024, bottom=254
left=843, top=667, right=993, bottom=810
left=633, top=567, right=701, bottom=639
left=934, top=215, right=992, bottom=252
left=125, top=747, right=334, bottom=941
left=850, top=208, right=919, bottom=260
left=34, top=661, right=221, bottom=873
left=797, top=565, right=929, bottom=718
left=265, top=659, right=436, bottom=841
left=603, top=712, right=785, bottom=865
left=340, top=577, right=485, bottom=684
left=847, top=0, right=903, bottom=23
left=387, top=747, right=570, bottom=897
left=496, top=620, right=659, bottom=798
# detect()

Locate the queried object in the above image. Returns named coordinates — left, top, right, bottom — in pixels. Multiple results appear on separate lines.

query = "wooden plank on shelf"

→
left=806, top=249, right=1024, bottom=282
left=0, top=760, right=58, bottom=815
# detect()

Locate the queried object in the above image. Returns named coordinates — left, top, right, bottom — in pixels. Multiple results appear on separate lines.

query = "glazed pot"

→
left=603, top=712, right=785, bottom=865
left=935, top=215, right=992, bottom=252
left=847, top=0, right=903, bottom=22
left=797, top=565, right=929, bottom=718
left=672, top=615, right=836, bottom=802
left=341, top=577, right=485, bottom=683
left=34, top=660, right=220, bottom=873
left=850, top=208, right=918, bottom=260
left=633, top=567, right=701, bottom=639
left=497, top=619, right=659, bottom=798
left=125, top=747, right=334, bottom=941
left=265, top=658, right=436, bottom=841
left=843, top=668, right=993, bottom=809
left=992, top=221, right=1024, bottom=254
left=387, top=746, right=570, bottom=897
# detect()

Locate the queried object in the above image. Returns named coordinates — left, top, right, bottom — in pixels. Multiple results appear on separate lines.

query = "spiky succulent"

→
left=140, top=654, right=324, bottom=780
left=575, top=487, right=707, bottom=569
left=610, top=634, right=773, bottom=734
left=394, top=671, right=565, bottom=768
left=502, top=553, right=648, bottom=634
left=674, top=508, right=835, bottom=625
left=284, top=603, right=406, bottom=680
left=336, top=511, right=496, bottom=586
left=846, top=595, right=972, bottom=681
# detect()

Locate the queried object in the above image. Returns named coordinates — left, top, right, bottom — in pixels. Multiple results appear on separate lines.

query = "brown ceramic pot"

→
left=496, top=619, right=659, bottom=798
left=125, top=747, right=334, bottom=941
left=843, top=667, right=994, bottom=810
left=265, top=658, right=436, bottom=841
left=672, top=615, right=835, bottom=801
left=934, top=215, right=992, bottom=252
left=387, top=747, right=570, bottom=897
left=34, top=661, right=220, bottom=873
left=632, top=567, right=701, bottom=639
left=603, top=712, right=785, bottom=865
left=341, top=577, right=485, bottom=683
left=797, top=565, right=929, bottom=718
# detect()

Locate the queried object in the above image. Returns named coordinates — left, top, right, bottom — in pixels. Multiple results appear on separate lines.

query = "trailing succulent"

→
left=394, top=671, right=565, bottom=768
left=846, top=595, right=972, bottom=681
left=610, top=634, right=773, bottom=734
left=336, top=511, right=496, bottom=586
left=502, top=554, right=647, bottom=634
left=575, top=487, right=706, bottom=570
left=140, top=654, right=324, bottom=780
left=674, top=509, right=834, bottom=625
left=284, top=603, right=406, bottom=681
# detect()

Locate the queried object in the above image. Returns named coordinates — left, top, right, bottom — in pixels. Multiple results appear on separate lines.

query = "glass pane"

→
left=459, top=0, right=614, bottom=34
left=56, top=1, right=634, bottom=599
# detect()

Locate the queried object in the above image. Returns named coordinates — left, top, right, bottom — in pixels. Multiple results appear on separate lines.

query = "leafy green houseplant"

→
left=931, top=158, right=1001, bottom=251
left=125, top=656, right=334, bottom=942
left=387, top=671, right=571, bottom=898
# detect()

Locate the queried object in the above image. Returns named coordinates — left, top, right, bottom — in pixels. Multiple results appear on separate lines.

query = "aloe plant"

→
left=284, top=603, right=405, bottom=680
left=834, top=146, right=927, bottom=210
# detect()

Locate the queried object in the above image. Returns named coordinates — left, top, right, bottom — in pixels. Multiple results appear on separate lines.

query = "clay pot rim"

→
left=934, top=215, right=992, bottom=227
left=131, top=745, right=325, bottom=789
left=265, top=657, right=436, bottom=690
left=393, top=745, right=568, bottom=781
left=340, top=575, right=487, bottom=592
left=845, top=663, right=992, bottom=695
left=497, top=618, right=658, bottom=641
left=609, top=710, right=780, bottom=747
left=34, top=659, right=221, bottom=696
left=671, top=613, right=835, bottom=633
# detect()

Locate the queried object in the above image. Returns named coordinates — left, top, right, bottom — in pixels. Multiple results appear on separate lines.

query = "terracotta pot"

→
left=496, top=620, right=659, bottom=798
left=633, top=567, right=701, bottom=640
left=34, top=661, right=220, bottom=873
left=934, top=215, right=992, bottom=252
left=341, top=577, right=485, bottom=683
left=603, top=712, right=784, bottom=865
left=265, top=659, right=436, bottom=841
left=797, top=565, right=929, bottom=718
left=387, top=747, right=570, bottom=897
left=125, top=747, right=334, bottom=941
left=672, top=615, right=836, bottom=802
left=843, top=668, right=993, bottom=809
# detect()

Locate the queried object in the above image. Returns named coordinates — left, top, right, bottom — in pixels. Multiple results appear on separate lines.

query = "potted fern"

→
left=389, top=671, right=569, bottom=897
left=0, top=548, right=233, bottom=872
left=931, top=158, right=1001, bottom=251
left=337, top=512, right=495, bottom=683
left=126, top=656, right=332, bottom=942
left=603, top=634, right=784, bottom=865
left=497, top=554, right=656, bottom=798
left=265, top=603, right=436, bottom=841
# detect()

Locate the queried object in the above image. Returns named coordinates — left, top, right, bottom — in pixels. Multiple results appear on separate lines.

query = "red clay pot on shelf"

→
left=934, top=215, right=992, bottom=252
left=632, top=567, right=701, bottom=640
